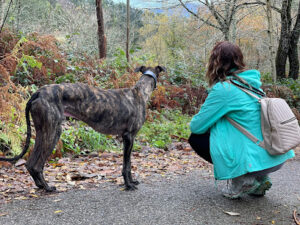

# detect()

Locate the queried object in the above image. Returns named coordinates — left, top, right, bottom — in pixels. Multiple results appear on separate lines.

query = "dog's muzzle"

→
left=143, top=70, right=157, bottom=89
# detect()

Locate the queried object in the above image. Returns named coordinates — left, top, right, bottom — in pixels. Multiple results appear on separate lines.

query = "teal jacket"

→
left=190, top=70, right=295, bottom=180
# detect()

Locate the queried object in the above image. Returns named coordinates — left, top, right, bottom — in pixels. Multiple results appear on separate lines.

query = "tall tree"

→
left=276, top=0, right=300, bottom=80
left=126, top=0, right=130, bottom=62
left=266, top=0, right=276, bottom=81
left=96, top=0, right=106, bottom=59
left=287, top=0, right=300, bottom=80
left=0, top=0, right=12, bottom=34
left=0, top=0, right=3, bottom=25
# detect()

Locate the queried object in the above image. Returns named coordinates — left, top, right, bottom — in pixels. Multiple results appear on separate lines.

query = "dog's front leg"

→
left=122, top=132, right=138, bottom=190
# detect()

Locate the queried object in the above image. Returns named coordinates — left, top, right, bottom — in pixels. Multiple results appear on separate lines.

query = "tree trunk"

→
left=288, top=0, right=300, bottom=80
left=126, top=0, right=130, bottom=62
left=275, top=0, right=291, bottom=79
left=231, top=16, right=237, bottom=43
left=16, top=0, right=21, bottom=31
left=223, top=27, right=230, bottom=41
left=276, top=39, right=289, bottom=79
left=96, top=0, right=106, bottom=59
left=266, top=0, right=276, bottom=82
left=288, top=41, right=299, bottom=80
left=0, top=0, right=3, bottom=25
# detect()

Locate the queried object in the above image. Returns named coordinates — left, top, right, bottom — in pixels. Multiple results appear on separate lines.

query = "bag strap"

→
left=229, top=79, right=265, bottom=99
left=225, top=116, right=264, bottom=147
left=225, top=77, right=265, bottom=148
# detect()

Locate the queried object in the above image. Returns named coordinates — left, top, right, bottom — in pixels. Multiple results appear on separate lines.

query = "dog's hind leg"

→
left=122, top=132, right=139, bottom=190
left=26, top=102, right=63, bottom=192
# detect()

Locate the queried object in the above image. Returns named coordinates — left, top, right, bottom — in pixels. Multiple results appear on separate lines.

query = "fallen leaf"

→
left=15, top=159, right=26, bottom=167
left=183, top=147, right=192, bottom=152
left=223, top=211, right=240, bottom=216
left=57, top=187, right=67, bottom=192
left=54, top=210, right=62, bottom=214
left=115, top=177, right=123, bottom=185
left=30, top=194, right=39, bottom=198
left=71, top=173, right=97, bottom=181
left=66, top=174, right=72, bottom=181
left=51, top=163, right=64, bottom=168
left=271, top=220, right=275, bottom=224
left=53, top=199, right=62, bottom=202
left=0, top=213, right=8, bottom=217
left=79, top=185, right=86, bottom=190
left=67, top=180, right=76, bottom=186
left=14, top=196, right=28, bottom=200
left=0, top=161, right=12, bottom=168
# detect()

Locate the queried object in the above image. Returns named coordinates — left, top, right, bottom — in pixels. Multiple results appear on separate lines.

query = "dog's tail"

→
left=0, top=92, right=39, bottom=162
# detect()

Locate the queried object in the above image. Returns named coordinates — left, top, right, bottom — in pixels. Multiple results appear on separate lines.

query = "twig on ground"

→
left=294, top=210, right=300, bottom=225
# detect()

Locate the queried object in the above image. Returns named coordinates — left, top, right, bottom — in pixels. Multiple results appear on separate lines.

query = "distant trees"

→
left=178, top=0, right=262, bottom=42
left=0, top=0, right=298, bottom=79
left=178, top=0, right=299, bottom=80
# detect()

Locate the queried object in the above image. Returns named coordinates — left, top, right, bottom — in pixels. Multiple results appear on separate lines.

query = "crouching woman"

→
left=189, top=41, right=295, bottom=199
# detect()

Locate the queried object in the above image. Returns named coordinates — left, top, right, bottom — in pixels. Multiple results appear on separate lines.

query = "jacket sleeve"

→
left=190, top=82, right=231, bottom=134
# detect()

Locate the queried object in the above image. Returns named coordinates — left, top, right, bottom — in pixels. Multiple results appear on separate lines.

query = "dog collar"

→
left=143, top=70, right=157, bottom=89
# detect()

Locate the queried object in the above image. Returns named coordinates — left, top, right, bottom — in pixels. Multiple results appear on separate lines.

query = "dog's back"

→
left=32, top=83, right=146, bottom=135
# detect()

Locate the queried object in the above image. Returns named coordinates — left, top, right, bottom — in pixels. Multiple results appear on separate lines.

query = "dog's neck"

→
left=134, top=75, right=155, bottom=102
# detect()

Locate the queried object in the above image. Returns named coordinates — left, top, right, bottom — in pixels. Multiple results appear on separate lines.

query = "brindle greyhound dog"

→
left=0, top=66, right=166, bottom=191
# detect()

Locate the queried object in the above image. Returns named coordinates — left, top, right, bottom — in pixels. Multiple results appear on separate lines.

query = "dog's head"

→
left=134, top=66, right=166, bottom=89
left=134, top=66, right=166, bottom=76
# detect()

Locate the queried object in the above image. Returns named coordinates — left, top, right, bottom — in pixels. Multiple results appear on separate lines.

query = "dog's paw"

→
left=45, top=186, right=57, bottom=192
left=125, top=184, right=138, bottom=191
left=131, top=180, right=140, bottom=185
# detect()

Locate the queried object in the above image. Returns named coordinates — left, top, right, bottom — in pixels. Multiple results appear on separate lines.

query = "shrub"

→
left=137, top=110, right=191, bottom=149
left=60, top=120, right=121, bottom=155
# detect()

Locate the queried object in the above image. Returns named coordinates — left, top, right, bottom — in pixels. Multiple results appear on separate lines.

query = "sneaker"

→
left=222, top=179, right=260, bottom=199
left=248, top=176, right=272, bottom=197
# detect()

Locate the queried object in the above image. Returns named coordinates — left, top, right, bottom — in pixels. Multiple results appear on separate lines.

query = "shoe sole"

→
left=223, top=181, right=261, bottom=199
left=249, top=180, right=272, bottom=197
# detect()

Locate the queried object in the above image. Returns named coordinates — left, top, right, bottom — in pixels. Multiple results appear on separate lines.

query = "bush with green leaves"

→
left=137, top=110, right=191, bottom=149
left=58, top=110, right=192, bottom=155
left=0, top=112, right=27, bottom=157
left=277, top=78, right=300, bottom=111
left=60, top=120, right=121, bottom=155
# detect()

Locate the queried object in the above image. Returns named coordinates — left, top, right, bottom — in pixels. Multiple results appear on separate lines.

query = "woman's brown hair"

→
left=206, top=41, right=246, bottom=87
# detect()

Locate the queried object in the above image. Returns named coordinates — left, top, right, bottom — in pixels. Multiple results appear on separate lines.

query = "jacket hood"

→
left=236, top=69, right=262, bottom=89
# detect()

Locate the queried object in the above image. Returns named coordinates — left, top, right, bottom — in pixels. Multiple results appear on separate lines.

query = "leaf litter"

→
left=0, top=142, right=212, bottom=204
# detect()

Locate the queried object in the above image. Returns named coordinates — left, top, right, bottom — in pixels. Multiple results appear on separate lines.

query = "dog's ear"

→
left=155, top=66, right=166, bottom=74
left=134, top=66, right=146, bottom=73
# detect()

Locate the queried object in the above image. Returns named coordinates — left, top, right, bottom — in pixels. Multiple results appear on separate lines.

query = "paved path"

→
left=0, top=160, right=299, bottom=225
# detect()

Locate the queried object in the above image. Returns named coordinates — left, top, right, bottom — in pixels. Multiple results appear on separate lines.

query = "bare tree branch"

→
left=178, top=0, right=199, bottom=18
left=236, top=1, right=281, bottom=14
left=178, top=0, right=221, bottom=30
left=0, top=0, right=13, bottom=34
left=227, top=0, right=237, bottom=26
left=206, top=0, right=225, bottom=27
